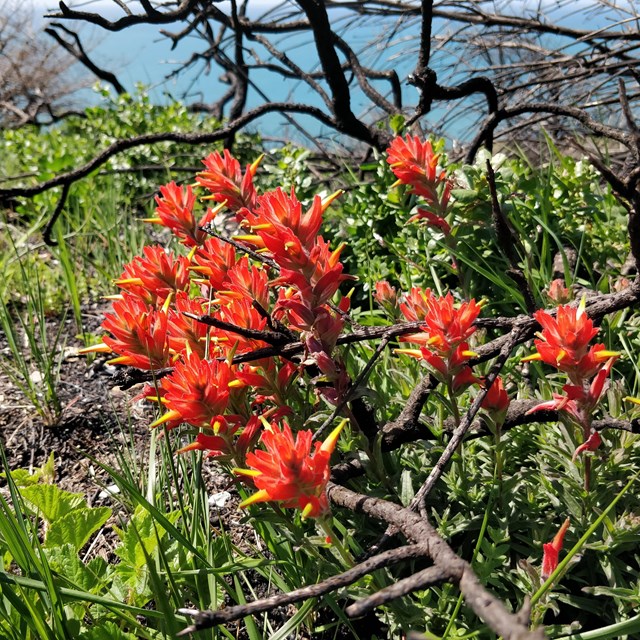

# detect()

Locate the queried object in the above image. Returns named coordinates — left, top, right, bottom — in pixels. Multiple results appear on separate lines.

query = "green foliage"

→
left=1, top=107, right=640, bottom=639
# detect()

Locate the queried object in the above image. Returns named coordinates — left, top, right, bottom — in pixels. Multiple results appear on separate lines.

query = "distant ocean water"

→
left=29, top=1, right=624, bottom=145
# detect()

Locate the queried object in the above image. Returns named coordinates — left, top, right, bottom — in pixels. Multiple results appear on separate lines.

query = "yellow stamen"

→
left=149, top=409, right=182, bottom=429
left=555, top=349, right=567, bottom=363
left=521, top=353, right=542, bottom=363
left=186, top=245, right=199, bottom=262
left=233, top=234, right=264, bottom=245
left=238, top=489, right=271, bottom=509
left=106, top=355, right=135, bottom=366
left=113, top=277, right=144, bottom=286
left=249, top=153, right=265, bottom=175
left=594, top=350, right=620, bottom=360
left=228, top=379, right=244, bottom=388
left=300, top=502, right=315, bottom=520
left=320, top=418, right=348, bottom=455
left=102, top=294, right=124, bottom=301
left=233, top=468, right=262, bottom=478
left=141, top=217, right=163, bottom=224
left=161, top=292, right=174, bottom=314
left=77, top=342, right=112, bottom=355
left=624, top=396, right=640, bottom=405
left=394, top=348, right=423, bottom=358
left=391, top=178, right=403, bottom=188
left=212, top=420, right=222, bottom=434
left=320, top=189, right=343, bottom=212
left=461, top=350, right=478, bottom=358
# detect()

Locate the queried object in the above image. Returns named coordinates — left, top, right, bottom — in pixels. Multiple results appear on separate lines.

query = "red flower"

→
left=166, top=292, right=212, bottom=358
left=386, top=135, right=451, bottom=213
left=196, top=150, right=262, bottom=212
left=154, top=351, right=240, bottom=428
left=481, top=376, right=510, bottom=418
left=242, top=187, right=337, bottom=252
left=407, top=208, right=451, bottom=235
left=190, top=236, right=237, bottom=291
left=146, top=181, right=219, bottom=247
left=572, top=430, right=602, bottom=461
left=397, top=290, right=481, bottom=382
left=215, top=257, right=270, bottom=310
left=236, top=420, right=345, bottom=518
left=374, top=280, right=398, bottom=315
left=523, top=302, right=617, bottom=382
left=541, top=518, right=570, bottom=579
left=114, top=245, right=191, bottom=305
left=100, top=293, right=171, bottom=370
left=547, top=279, right=572, bottom=305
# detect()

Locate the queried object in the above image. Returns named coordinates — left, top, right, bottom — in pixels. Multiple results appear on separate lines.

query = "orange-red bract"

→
left=196, top=149, right=259, bottom=213
left=158, top=351, right=236, bottom=428
left=150, top=181, right=218, bottom=247
left=101, top=293, right=171, bottom=370
left=237, top=421, right=344, bottom=518
left=541, top=518, right=570, bottom=579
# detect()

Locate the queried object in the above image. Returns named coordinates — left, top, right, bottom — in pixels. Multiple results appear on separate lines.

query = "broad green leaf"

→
left=80, top=621, right=139, bottom=640
left=20, top=484, right=86, bottom=523
left=45, top=507, right=111, bottom=552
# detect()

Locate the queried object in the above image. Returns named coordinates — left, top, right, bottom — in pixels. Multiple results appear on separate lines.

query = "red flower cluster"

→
left=386, top=134, right=452, bottom=233
left=80, top=146, right=352, bottom=515
left=525, top=300, right=618, bottom=460
left=396, top=289, right=481, bottom=390
left=235, top=420, right=344, bottom=519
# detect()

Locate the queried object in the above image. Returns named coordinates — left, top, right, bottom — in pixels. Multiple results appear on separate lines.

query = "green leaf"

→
left=20, top=484, right=86, bottom=523
left=115, top=505, right=179, bottom=569
left=45, top=507, right=111, bottom=552
left=80, top=621, right=139, bottom=640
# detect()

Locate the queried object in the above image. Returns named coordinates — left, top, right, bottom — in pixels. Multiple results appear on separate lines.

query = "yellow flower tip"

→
left=300, top=502, right=315, bottom=520
left=188, top=266, right=211, bottom=275
left=555, top=349, right=567, bottom=364
left=144, top=395, right=161, bottom=403
left=320, top=418, right=348, bottom=455
left=577, top=294, right=587, bottom=318
left=113, top=277, right=144, bottom=286
left=320, top=189, right=344, bottom=212
left=595, top=350, right=621, bottom=360
left=106, top=355, right=135, bottom=366
left=233, top=234, right=263, bottom=245
left=212, top=419, right=222, bottom=434
left=102, top=294, right=124, bottom=301
left=390, top=178, right=404, bottom=189
left=141, top=217, right=162, bottom=224
left=394, top=348, right=422, bottom=358
left=238, top=488, right=271, bottom=509
left=208, top=200, right=228, bottom=214
left=250, top=223, right=273, bottom=231
left=176, top=442, right=201, bottom=455
left=233, top=467, right=262, bottom=478
left=624, top=396, right=640, bottom=406
left=228, top=379, right=245, bottom=389
left=521, top=353, right=542, bottom=363
left=461, top=350, right=478, bottom=358
left=284, top=241, right=297, bottom=250
left=149, top=409, right=182, bottom=429
left=161, top=292, right=174, bottom=314
left=201, top=194, right=222, bottom=201
left=186, top=245, right=199, bottom=262
left=259, top=415, right=272, bottom=430
left=249, top=153, right=265, bottom=175
left=77, top=342, right=112, bottom=355
left=329, top=242, right=346, bottom=267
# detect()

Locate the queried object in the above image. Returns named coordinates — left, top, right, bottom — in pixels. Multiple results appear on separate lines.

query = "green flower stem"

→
left=318, top=516, right=354, bottom=567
